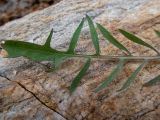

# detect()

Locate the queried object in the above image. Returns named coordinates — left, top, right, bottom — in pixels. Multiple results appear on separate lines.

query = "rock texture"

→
left=0, top=0, right=160, bottom=120
left=0, top=0, right=61, bottom=26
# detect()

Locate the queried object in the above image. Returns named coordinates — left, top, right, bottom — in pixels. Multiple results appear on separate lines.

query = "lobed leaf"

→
left=119, top=29, right=160, bottom=55
left=95, top=59, right=124, bottom=92
left=97, top=23, right=131, bottom=55
left=67, top=18, right=85, bottom=54
left=118, top=60, right=147, bottom=91
left=1, top=40, right=67, bottom=61
left=143, top=75, right=160, bottom=86
left=86, top=15, right=100, bottom=55
left=70, top=58, right=91, bottom=93
left=154, top=30, right=160, bottom=37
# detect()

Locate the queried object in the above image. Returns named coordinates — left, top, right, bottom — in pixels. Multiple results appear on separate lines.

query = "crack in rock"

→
left=0, top=74, right=69, bottom=120
left=135, top=103, right=160, bottom=119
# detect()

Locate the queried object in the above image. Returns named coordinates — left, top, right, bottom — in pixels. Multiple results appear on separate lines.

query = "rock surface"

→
left=0, top=0, right=160, bottom=120
left=0, top=0, right=61, bottom=26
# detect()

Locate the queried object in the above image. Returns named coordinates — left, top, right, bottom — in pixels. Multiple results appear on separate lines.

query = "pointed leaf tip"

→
left=70, top=58, right=91, bottom=93
left=95, top=59, right=124, bottom=92
left=143, top=75, right=160, bottom=87
left=86, top=15, right=100, bottom=55
left=154, top=30, right=160, bottom=38
left=97, top=23, right=131, bottom=55
left=44, top=29, right=54, bottom=48
left=118, top=60, right=147, bottom=91
left=119, top=29, right=160, bottom=55
left=67, top=18, right=85, bottom=54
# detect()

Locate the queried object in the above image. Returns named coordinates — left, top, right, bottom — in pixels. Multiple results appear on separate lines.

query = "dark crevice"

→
left=136, top=103, right=160, bottom=118
left=48, top=1, right=54, bottom=5
left=0, top=74, right=69, bottom=120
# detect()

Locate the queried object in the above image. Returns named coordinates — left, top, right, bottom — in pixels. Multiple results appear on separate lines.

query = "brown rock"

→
left=0, top=0, right=160, bottom=120
left=0, top=0, right=62, bottom=26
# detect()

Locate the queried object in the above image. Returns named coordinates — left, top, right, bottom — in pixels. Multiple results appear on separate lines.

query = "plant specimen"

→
left=1, top=15, right=160, bottom=93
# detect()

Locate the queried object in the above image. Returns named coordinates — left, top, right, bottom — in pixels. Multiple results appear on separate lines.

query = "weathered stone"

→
left=0, top=0, right=62, bottom=26
left=0, top=0, right=160, bottom=120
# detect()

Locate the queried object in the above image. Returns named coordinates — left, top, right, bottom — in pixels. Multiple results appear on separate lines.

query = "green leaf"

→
left=143, top=75, right=160, bottom=86
left=154, top=30, right=160, bottom=37
left=44, top=29, right=53, bottom=48
left=86, top=15, right=100, bottom=55
left=1, top=40, right=67, bottom=61
left=119, top=29, right=160, bottom=55
left=67, top=18, right=85, bottom=54
left=95, top=59, right=124, bottom=92
left=97, top=23, right=131, bottom=55
left=70, top=58, right=91, bottom=93
left=118, top=60, right=147, bottom=91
